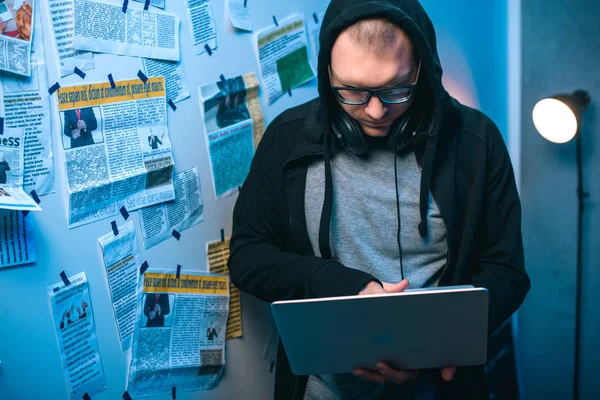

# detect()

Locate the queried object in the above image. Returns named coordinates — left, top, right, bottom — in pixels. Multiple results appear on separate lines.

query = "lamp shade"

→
left=532, top=90, right=591, bottom=144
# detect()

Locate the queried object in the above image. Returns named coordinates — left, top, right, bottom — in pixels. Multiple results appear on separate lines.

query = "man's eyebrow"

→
left=332, top=67, right=414, bottom=89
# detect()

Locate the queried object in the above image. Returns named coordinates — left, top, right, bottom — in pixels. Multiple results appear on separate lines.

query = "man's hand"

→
left=149, top=310, right=156, bottom=320
left=355, top=278, right=457, bottom=384
left=77, top=120, right=87, bottom=130
left=154, top=303, right=161, bottom=314
left=72, top=129, right=81, bottom=139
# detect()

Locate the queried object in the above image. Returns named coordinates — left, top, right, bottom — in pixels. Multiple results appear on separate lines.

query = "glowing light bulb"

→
left=532, top=98, right=578, bottom=144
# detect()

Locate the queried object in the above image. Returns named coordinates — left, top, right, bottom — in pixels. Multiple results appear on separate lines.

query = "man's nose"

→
left=364, top=95, right=388, bottom=120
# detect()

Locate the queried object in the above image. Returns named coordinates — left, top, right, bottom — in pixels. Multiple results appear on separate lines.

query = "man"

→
left=63, top=107, right=98, bottom=148
left=229, top=0, right=530, bottom=399
left=143, top=293, right=170, bottom=328
left=0, top=154, right=10, bottom=184
left=148, top=131, right=164, bottom=150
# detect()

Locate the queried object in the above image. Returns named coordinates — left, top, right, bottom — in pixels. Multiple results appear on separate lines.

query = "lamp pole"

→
left=573, top=125, right=584, bottom=400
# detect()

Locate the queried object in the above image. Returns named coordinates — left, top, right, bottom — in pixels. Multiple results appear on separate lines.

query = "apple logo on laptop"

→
left=372, top=331, right=393, bottom=345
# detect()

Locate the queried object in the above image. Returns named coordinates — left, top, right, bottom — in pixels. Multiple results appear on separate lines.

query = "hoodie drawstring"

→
left=418, top=136, right=437, bottom=237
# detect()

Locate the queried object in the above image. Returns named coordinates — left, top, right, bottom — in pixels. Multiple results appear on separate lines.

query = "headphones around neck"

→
left=331, top=105, right=424, bottom=156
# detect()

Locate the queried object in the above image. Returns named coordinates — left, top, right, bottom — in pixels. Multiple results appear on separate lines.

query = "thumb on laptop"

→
left=382, top=279, right=409, bottom=293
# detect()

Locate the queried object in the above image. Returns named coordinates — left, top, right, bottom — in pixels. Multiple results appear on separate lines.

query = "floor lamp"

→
left=532, top=90, right=591, bottom=400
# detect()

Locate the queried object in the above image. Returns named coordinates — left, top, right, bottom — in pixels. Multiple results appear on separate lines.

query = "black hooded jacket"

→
left=229, top=0, right=530, bottom=398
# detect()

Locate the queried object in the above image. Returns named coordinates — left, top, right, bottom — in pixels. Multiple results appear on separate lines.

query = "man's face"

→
left=329, top=28, right=418, bottom=138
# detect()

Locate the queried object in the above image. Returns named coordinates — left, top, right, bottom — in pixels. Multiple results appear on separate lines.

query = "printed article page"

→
left=3, top=5, right=55, bottom=195
left=98, top=221, right=140, bottom=350
left=47, top=272, right=106, bottom=399
left=142, top=58, right=190, bottom=104
left=45, top=0, right=95, bottom=77
left=256, top=14, right=316, bottom=104
left=56, top=76, right=175, bottom=228
left=127, top=270, right=229, bottom=397
left=226, top=0, right=252, bottom=32
left=0, top=0, right=33, bottom=76
left=207, top=237, right=242, bottom=340
left=73, top=0, right=180, bottom=61
left=187, top=0, right=217, bottom=55
left=0, top=209, right=35, bottom=268
left=199, top=73, right=264, bottom=200
left=0, top=128, right=42, bottom=211
left=139, top=167, right=204, bottom=249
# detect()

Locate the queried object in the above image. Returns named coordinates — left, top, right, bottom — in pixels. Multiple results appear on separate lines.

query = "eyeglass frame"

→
left=330, top=60, right=422, bottom=105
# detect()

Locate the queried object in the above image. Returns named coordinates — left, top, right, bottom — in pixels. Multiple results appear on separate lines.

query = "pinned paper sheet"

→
left=255, top=14, right=316, bottom=104
left=187, top=0, right=217, bottom=55
left=227, top=0, right=252, bottom=31
left=207, top=237, right=242, bottom=340
left=142, top=59, right=191, bottom=105
left=0, top=210, right=36, bottom=268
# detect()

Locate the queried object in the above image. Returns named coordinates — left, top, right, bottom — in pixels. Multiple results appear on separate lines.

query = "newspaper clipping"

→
left=256, top=15, right=316, bottom=104
left=127, top=270, right=229, bottom=397
left=227, top=0, right=252, bottom=32
left=142, top=58, right=190, bottom=104
left=199, top=73, right=264, bottom=200
left=0, top=0, right=33, bottom=76
left=139, top=167, right=204, bottom=249
left=73, top=0, right=180, bottom=62
left=187, top=0, right=217, bottom=55
left=47, top=272, right=107, bottom=399
left=3, top=4, right=55, bottom=195
left=46, top=0, right=95, bottom=78
left=0, top=209, right=35, bottom=268
left=98, top=221, right=140, bottom=351
left=0, top=128, right=42, bottom=211
left=207, top=238, right=242, bottom=340
left=56, top=76, right=175, bottom=228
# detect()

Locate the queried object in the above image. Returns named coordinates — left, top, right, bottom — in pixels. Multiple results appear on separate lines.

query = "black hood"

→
left=316, top=0, right=460, bottom=239
left=317, top=0, right=452, bottom=135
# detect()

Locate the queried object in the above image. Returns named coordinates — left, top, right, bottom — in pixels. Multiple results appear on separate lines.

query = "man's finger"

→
left=377, top=362, right=418, bottom=385
left=441, top=366, right=456, bottom=382
left=382, top=279, right=409, bottom=293
left=353, top=368, right=385, bottom=384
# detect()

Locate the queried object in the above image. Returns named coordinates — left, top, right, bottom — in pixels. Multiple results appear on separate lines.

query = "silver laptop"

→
left=271, top=285, right=488, bottom=375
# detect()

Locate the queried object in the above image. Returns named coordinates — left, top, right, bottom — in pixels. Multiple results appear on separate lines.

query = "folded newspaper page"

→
left=127, top=270, right=229, bottom=397
left=256, top=14, right=316, bottom=104
left=97, top=221, right=140, bottom=351
left=199, top=73, right=264, bottom=200
left=142, top=58, right=190, bottom=104
left=0, top=0, right=33, bottom=76
left=2, top=4, right=55, bottom=195
left=133, top=0, right=165, bottom=9
left=139, top=167, right=204, bottom=249
left=47, top=272, right=107, bottom=399
left=207, top=238, right=242, bottom=340
left=227, top=0, right=252, bottom=32
left=55, top=76, right=175, bottom=228
left=73, top=0, right=180, bottom=62
left=44, top=0, right=95, bottom=78
left=0, top=128, right=42, bottom=211
left=0, top=209, right=35, bottom=268
left=187, top=0, right=217, bottom=55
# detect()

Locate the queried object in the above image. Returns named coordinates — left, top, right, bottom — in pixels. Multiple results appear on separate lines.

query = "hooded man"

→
left=229, top=1, right=530, bottom=399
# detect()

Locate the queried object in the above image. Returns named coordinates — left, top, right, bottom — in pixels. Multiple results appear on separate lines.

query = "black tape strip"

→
left=140, top=261, right=149, bottom=275
left=48, top=82, right=60, bottom=95
left=220, top=74, right=226, bottom=83
left=272, top=15, right=278, bottom=26
left=111, top=220, right=119, bottom=236
left=168, top=99, right=177, bottom=111
left=74, top=66, right=86, bottom=79
left=176, top=265, right=181, bottom=279
left=204, top=44, right=213, bottom=56
left=144, top=0, right=150, bottom=10
left=82, top=392, right=91, bottom=400
left=220, top=228, right=225, bottom=242
left=0, top=117, right=3, bottom=135
left=30, top=190, right=41, bottom=204
left=244, top=0, right=247, bottom=6
left=172, top=229, right=181, bottom=240
left=137, top=70, right=148, bottom=83
left=287, top=87, right=292, bottom=97
left=119, top=206, right=129, bottom=220
left=22, top=210, right=30, bottom=217
left=108, top=73, right=116, bottom=89
left=172, top=387, right=176, bottom=399
left=313, top=12, right=319, bottom=24
left=60, top=271, right=71, bottom=286
left=122, top=391, right=132, bottom=400
left=122, top=0, right=128, bottom=13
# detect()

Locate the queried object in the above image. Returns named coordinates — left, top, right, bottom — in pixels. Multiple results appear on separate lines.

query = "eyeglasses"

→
left=331, top=61, right=421, bottom=105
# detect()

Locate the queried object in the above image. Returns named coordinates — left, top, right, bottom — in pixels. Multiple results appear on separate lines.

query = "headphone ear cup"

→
left=331, top=107, right=368, bottom=156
